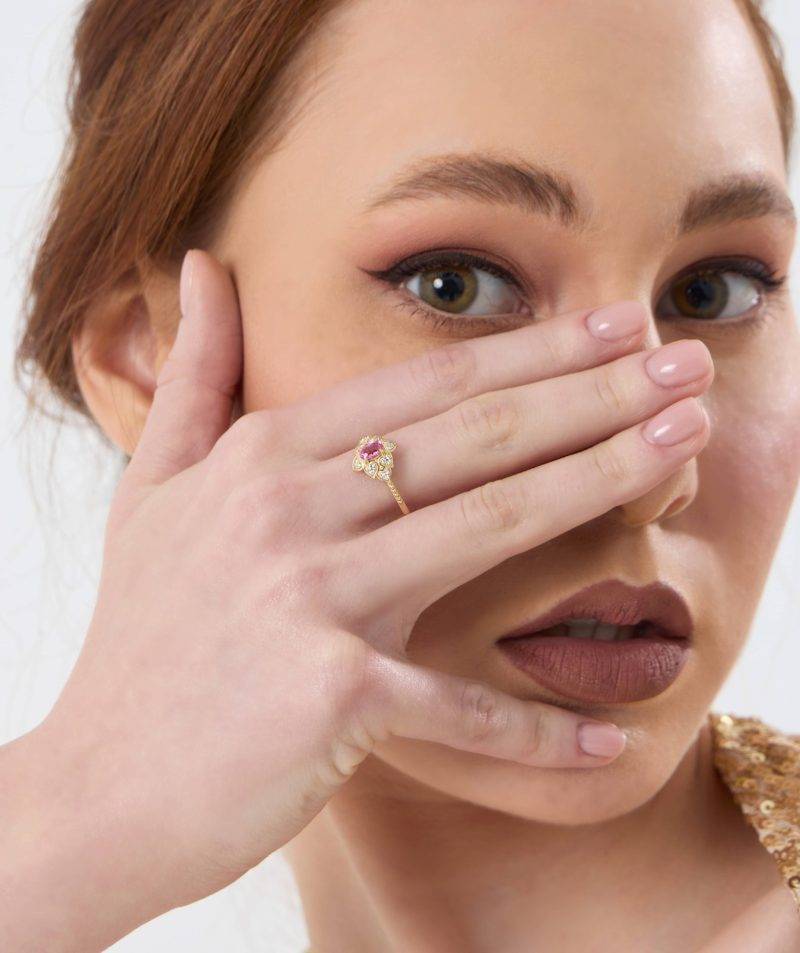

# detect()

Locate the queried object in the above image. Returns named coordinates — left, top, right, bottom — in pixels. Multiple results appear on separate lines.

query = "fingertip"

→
left=576, top=720, right=627, bottom=759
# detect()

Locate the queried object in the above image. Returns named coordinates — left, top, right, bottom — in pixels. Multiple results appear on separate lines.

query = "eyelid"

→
left=363, top=248, right=532, bottom=330
left=388, top=294, right=528, bottom=335
left=365, top=247, right=787, bottom=331
left=653, top=255, right=785, bottom=303
left=362, top=247, right=530, bottom=294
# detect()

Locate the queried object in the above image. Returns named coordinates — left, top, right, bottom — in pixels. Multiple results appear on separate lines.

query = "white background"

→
left=2, top=3, right=799, bottom=950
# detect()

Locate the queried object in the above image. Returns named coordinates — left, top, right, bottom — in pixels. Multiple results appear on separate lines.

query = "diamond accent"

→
left=353, top=434, right=398, bottom=483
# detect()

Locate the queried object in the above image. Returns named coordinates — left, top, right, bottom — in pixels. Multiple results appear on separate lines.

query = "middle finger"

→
left=229, top=299, right=649, bottom=468
left=322, top=336, right=713, bottom=530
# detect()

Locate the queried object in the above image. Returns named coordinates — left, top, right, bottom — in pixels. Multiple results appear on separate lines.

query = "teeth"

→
left=563, top=619, right=595, bottom=639
left=593, top=623, right=619, bottom=641
left=562, top=619, right=641, bottom=641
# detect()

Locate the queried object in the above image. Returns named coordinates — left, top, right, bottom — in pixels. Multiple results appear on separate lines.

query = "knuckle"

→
left=459, top=478, right=527, bottom=539
left=252, top=553, right=340, bottom=622
left=322, top=633, right=376, bottom=714
left=221, top=470, right=307, bottom=534
left=408, top=341, right=477, bottom=400
left=312, top=639, right=380, bottom=786
left=591, top=438, right=630, bottom=484
left=519, top=708, right=550, bottom=760
left=293, top=552, right=338, bottom=594
left=326, top=642, right=391, bottom=749
left=455, top=391, right=521, bottom=452
left=209, top=410, right=282, bottom=471
left=460, top=681, right=509, bottom=743
left=593, top=365, right=631, bottom=417
left=538, top=324, right=569, bottom=370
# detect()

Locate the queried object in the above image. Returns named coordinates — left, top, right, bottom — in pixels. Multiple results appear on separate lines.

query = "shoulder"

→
left=709, top=710, right=800, bottom=779
left=708, top=710, right=800, bottom=916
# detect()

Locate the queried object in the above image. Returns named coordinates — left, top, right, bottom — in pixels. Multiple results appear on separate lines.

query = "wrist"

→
left=0, top=719, right=173, bottom=952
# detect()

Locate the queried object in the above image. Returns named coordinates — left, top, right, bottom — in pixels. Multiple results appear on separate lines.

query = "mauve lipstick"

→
left=495, top=579, right=692, bottom=704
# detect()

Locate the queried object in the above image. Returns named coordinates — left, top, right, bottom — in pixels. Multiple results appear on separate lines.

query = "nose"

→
left=613, top=301, right=706, bottom=526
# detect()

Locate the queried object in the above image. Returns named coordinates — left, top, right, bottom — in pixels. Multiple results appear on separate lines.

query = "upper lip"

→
left=496, top=578, right=694, bottom=642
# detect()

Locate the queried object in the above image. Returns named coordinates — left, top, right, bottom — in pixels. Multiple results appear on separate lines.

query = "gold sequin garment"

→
left=709, top=710, right=800, bottom=915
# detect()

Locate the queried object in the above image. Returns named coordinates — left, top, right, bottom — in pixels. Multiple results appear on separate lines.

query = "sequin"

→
left=710, top=711, right=800, bottom=917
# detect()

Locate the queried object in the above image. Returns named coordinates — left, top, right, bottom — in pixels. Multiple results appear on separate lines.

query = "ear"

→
left=71, top=261, right=179, bottom=455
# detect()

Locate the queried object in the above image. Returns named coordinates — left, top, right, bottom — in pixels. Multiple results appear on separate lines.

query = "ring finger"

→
left=317, top=335, right=713, bottom=532
left=214, top=299, right=649, bottom=474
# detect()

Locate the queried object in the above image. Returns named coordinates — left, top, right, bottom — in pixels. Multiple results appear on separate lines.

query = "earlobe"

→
left=71, top=273, right=177, bottom=455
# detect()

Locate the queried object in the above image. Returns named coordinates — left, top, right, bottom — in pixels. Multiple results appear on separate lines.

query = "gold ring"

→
left=352, top=434, right=410, bottom=515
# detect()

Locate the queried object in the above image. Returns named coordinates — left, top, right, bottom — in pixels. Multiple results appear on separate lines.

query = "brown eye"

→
left=404, top=264, right=525, bottom=316
left=658, top=270, right=761, bottom=321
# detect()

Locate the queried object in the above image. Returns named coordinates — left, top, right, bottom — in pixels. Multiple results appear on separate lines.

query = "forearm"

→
left=0, top=722, right=170, bottom=952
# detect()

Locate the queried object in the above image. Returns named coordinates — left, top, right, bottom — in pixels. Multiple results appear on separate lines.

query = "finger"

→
left=223, top=299, right=649, bottom=468
left=362, top=651, right=627, bottom=767
left=125, top=250, right=243, bottom=487
left=319, top=337, right=713, bottom=527
left=347, top=396, right=710, bottom=624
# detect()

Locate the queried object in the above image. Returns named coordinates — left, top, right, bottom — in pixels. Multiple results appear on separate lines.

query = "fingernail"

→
left=577, top=721, right=627, bottom=758
left=585, top=301, right=647, bottom=341
left=642, top=398, right=707, bottom=446
left=644, top=340, right=712, bottom=387
left=179, top=250, right=197, bottom=318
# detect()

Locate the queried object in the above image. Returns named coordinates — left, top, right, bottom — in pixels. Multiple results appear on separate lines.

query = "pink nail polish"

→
left=585, top=302, right=647, bottom=341
left=642, top=399, right=707, bottom=446
left=644, top=340, right=712, bottom=387
left=577, top=721, right=627, bottom=758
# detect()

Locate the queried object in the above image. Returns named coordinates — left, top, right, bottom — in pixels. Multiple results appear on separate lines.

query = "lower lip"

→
left=496, top=629, right=690, bottom=703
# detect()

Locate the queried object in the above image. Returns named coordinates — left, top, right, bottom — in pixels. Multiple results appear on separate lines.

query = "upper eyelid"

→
left=655, top=255, right=782, bottom=288
left=363, top=249, right=529, bottom=291
left=366, top=249, right=785, bottom=290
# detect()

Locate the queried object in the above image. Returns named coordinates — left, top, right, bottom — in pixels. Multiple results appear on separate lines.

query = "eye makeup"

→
left=364, top=246, right=788, bottom=335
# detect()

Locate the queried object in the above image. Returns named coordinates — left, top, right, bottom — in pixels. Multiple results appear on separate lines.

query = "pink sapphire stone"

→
left=359, top=439, right=384, bottom=461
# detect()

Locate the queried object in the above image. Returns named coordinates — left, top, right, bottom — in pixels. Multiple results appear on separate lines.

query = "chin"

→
left=369, top=717, right=695, bottom=826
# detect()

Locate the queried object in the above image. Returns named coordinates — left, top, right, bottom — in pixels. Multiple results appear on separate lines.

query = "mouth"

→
left=495, top=579, right=693, bottom=704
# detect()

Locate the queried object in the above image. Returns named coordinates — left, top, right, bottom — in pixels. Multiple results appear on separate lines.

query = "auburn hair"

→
left=15, top=0, right=796, bottom=422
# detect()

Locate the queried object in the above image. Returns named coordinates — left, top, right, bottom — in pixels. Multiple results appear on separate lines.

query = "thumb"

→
left=124, top=249, right=243, bottom=488
left=363, top=653, right=628, bottom=768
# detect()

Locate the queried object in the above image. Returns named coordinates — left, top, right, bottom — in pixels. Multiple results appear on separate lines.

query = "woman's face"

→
left=210, top=0, right=800, bottom=822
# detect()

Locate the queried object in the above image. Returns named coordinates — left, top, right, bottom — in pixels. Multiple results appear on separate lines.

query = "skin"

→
left=31, top=0, right=800, bottom=950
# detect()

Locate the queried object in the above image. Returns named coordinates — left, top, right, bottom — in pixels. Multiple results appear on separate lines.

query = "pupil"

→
left=419, top=266, right=478, bottom=313
left=432, top=272, right=465, bottom=303
left=685, top=277, right=716, bottom=311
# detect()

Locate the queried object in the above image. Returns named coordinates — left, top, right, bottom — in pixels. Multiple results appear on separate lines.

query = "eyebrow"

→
left=360, top=152, right=797, bottom=235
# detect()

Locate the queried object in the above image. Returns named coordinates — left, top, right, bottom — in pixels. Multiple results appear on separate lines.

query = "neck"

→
left=286, top=716, right=764, bottom=953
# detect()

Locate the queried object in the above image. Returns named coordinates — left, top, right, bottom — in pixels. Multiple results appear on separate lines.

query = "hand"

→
left=16, top=249, right=712, bottom=949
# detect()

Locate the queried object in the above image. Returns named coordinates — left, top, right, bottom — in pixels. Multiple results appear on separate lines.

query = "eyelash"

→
left=366, top=249, right=788, bottom=333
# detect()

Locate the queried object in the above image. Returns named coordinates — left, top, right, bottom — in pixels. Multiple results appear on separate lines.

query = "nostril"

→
left=661, top=493, right=691, bottom=519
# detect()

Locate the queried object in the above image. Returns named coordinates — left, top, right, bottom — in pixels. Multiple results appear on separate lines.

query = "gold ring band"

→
left=352, top=434, right=410, bottom=515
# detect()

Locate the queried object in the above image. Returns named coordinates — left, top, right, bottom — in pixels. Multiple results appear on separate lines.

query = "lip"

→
left=495, top=579, right=693, bottom=704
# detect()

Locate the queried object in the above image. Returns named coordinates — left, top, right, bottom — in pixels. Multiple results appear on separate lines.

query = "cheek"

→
left=235, top=254, right=437, bottom=413
left=708, top=347, right=800, bottom=516
left=699, top=330, right=800, bottom=594
left=238, top=281, right=395, bottom=410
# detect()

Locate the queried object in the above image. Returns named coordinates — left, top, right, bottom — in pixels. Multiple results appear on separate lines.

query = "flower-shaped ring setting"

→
left=351, top=434, right=410, bottom=515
